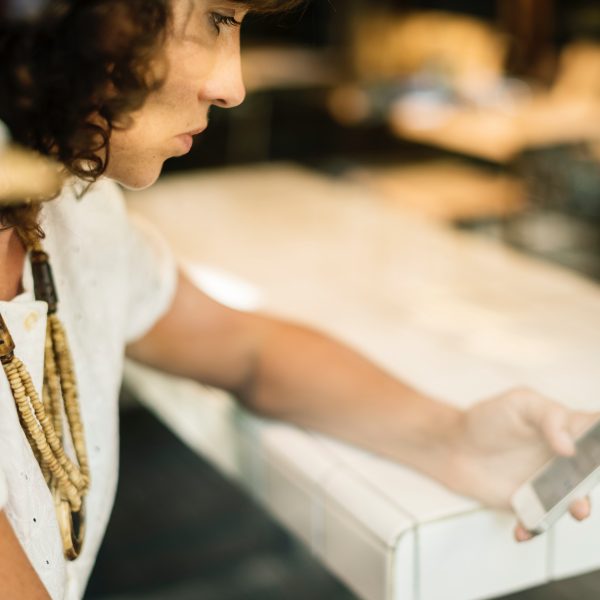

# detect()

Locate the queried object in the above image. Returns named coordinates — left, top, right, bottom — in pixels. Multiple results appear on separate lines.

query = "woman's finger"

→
left=569, top=497, right=591, bottom=521
left=514, top=522, right=534, bottom=543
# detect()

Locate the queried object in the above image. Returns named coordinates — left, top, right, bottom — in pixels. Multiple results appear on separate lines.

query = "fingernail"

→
left=515, top=528, right=532, bottom=542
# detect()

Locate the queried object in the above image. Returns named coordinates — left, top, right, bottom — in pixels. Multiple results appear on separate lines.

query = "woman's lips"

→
left=175, top=126, right=206, bottom=153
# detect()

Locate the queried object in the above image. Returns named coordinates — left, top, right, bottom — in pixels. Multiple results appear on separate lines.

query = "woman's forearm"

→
left=126, top=274, right=465, bottom=482
left=238, top=318, right=465, bottom=481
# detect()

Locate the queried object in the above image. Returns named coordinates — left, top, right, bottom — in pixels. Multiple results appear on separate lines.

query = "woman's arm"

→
left=126, top=272, right=460, bottom=475
left=0, top=512, right=51, bottom=599
left=127, top=271, right=596, bottom=520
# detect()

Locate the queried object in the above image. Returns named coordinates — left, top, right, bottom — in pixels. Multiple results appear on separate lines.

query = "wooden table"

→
left=124, top=164, right=600, bottom=600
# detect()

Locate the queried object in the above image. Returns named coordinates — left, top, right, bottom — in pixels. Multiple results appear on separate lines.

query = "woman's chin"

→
left=106, top=164, right=163, bottom=191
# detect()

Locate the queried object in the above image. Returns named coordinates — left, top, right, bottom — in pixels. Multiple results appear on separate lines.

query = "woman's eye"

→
left=210, top=12, right=241, bottom=34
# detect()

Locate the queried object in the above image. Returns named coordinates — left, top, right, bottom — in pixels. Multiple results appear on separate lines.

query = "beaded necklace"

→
left=0, top=238, right=89, bottom=561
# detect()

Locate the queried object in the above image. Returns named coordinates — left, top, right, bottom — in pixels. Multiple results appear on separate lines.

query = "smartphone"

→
left=511, top=419, right=600, bottom=534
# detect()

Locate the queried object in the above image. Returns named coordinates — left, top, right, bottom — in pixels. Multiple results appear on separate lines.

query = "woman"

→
left=0, top=1, right=595, bottom=598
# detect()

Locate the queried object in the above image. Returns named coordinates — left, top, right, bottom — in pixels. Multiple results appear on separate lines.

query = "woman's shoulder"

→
left=37, top=177, right=135, bottom=282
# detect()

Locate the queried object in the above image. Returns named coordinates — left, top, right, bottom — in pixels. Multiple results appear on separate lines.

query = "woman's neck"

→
left=0, top=228, right=26, bottom=301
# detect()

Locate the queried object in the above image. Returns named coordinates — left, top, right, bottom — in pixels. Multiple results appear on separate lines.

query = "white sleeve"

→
left=124, top=213, right=178, bottom=344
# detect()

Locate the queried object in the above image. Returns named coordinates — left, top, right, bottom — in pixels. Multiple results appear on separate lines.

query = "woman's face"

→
left=105, top=0, right=247, bottom=189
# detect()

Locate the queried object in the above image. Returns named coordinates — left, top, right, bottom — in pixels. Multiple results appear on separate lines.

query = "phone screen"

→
left=533, top=421, right=600, bottom=512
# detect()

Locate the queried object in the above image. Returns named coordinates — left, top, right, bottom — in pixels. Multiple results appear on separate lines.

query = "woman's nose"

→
left=202, top=41, right=246, bottom=109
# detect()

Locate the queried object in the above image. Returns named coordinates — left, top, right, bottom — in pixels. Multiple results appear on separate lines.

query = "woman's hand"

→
left=447, top=387, right=598, bottom=541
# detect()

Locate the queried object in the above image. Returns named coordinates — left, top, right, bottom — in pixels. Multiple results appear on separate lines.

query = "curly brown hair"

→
left=0, top=0, right=304, bottom=234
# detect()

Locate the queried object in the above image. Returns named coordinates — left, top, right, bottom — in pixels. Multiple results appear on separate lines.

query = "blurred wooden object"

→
left=0, top=146, right=63, bottom=204
left=552, top=41, right=600, bottom=101
left=343, top=8, right=600, bottom=163
left=351, top=11, right=507, bottom=91
left=389, top=92, right=600, bottom=163
left=350, top=160, right=525, bottom=221
left=387, top=39, right=600, bottom=163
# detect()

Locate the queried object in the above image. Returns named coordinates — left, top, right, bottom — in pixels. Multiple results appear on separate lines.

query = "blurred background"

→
left=85, top=1, right=600, bottom=599
left=165, top=0, right=600, bottom=280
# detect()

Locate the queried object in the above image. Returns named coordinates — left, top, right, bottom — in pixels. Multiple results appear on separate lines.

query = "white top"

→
left=0, top=179, right=178, bottom=599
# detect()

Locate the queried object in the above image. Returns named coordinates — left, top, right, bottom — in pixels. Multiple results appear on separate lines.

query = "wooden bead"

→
left=0, top=258, right=90, bottom=560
